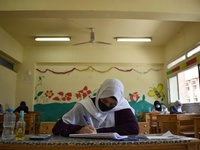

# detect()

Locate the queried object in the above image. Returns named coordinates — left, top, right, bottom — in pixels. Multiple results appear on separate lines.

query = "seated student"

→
left=14, top=101, right=29, bottom=113
left=170, top=100, right=185, bottom=114
left=151, top=100, right=169, bottom=114
left=0, top=104, right=3, bottom=113
left=52, top=78, right=139, bottom=136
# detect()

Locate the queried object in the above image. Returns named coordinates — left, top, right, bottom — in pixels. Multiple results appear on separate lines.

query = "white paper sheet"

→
left=135, top=131, right=182, bottom=140
left=69, top=132, right=128, bottom=139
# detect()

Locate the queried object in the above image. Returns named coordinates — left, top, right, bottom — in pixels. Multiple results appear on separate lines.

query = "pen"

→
left=83, top=115, right=90, bottom=125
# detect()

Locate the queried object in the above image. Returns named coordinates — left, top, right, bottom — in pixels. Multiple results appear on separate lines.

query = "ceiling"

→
left=0, top=6, right=196, bottom=47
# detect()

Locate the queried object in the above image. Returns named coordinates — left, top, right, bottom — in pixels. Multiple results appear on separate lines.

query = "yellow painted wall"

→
left=165, top=23, right=200, bottom=63
left=0, top=27, right=23, bottom=63
left=15, top=45, right=165, bottom=110
left=0, top=65, right=17, bottom=111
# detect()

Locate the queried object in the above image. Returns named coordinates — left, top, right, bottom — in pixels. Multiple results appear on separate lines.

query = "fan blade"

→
left=74, top=41, right=90, bottom=46
left=95, top=41, right=111, bottom=45
left=74, top=27, right=111, bottom=46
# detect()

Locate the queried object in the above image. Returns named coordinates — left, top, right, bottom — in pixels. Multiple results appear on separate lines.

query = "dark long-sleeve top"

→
left=170, top=106, right=183, bottom=114
left=52, top=108, right=139, bottom=137
left=14, top=106, right=29, bottom=113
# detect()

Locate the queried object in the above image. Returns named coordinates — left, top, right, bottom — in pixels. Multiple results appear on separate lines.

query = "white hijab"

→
left=79, top=78, right=135, bottom=128
left=174, top=100, right=182, bottom=112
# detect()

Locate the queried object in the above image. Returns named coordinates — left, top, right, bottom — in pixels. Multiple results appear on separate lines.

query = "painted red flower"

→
left=53, top=97, right=60, bottom=101
left=76, top=93, right=81, bottom=99
left=62, top=92, right=72, bottom=101
left=45, top=90, right=54, bottom=99
left=76, top=86, right=92, bottom=100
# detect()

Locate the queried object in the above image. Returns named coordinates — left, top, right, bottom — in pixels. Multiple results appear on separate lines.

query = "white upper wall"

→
left=0, top=27, right=23, bottom=63
left=23, top=45, right=164, bottom=64
left=165, top=23, right=200, bottom=63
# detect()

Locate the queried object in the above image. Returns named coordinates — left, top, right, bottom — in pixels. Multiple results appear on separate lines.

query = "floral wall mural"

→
left=34, top=64, right=165, bottom=122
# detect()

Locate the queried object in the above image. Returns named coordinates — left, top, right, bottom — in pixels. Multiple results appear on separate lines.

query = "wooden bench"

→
left=141, top=112, right=161, bottom=133
left=39, top=122, right=55, bottom=134
left=138, top=122, right=149, bottom=134
left=29, top=111, right=41, bottom=134
left=157, top=113, right=200, bottom=137
left=194, top=117, right=200, bottom=138
left=177, top=114, right=195, bottom=137
left=149, top=112, right=161, bottom=133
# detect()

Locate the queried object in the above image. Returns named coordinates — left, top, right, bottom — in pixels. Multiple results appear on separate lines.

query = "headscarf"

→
left=77, top=78, right=135, bottom=128
left=20, top=101, right=26, bottom=106
left=174, top=100, right=182, bottom=112
left=154, top=100, right=162, bottom=111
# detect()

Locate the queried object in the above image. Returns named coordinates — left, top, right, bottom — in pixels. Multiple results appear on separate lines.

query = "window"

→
left=168, top=65, right=200, bottom=103
left=167, top=55, right=186, bottom=69
left=168, top=76, right=179, bottom=103
left=0, top=57, right=13, bottom=70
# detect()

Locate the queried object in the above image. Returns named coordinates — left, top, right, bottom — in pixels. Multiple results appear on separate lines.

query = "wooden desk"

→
left=157, top=113, right=200, bottom=136
left=0, top=135, right=199, bottom=150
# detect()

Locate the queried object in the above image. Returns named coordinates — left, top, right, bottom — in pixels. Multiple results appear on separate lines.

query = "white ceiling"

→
left=0, top=17, right=187, bottom=47
left=0, top=2, right=198, bottom=47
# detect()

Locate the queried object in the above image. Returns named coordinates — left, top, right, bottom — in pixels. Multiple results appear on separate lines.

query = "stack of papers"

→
left=69, top=132, right=128, bottom=140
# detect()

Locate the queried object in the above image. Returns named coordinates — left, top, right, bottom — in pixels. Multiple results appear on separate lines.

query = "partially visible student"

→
left=151, top=100, right=169, bottom=114
left=0, top=104, right=3, bottom=113
left=170, top=100, right=185, bottom=114
left=14, top=101, right=29, bottom=113
left=52, top=78, right=139, bottom=136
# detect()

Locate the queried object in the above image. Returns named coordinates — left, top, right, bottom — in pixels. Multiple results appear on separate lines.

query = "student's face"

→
left=98, top=97, right=117, bottom=111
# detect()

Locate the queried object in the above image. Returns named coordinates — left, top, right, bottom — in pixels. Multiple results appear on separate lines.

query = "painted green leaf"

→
left=37, top=91, right=43, bottom=97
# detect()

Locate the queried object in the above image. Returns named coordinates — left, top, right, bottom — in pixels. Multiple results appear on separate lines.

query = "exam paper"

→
left=135, top=131, right=181, bottom=140
left=69, top=132, right=128, bottom=139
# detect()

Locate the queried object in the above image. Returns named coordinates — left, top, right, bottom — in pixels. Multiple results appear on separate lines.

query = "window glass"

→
left=168, top=76, right=179, bottom=103
left=0, top=57, right=13, bottom=70
left=178, top=66, right=200, bottom=103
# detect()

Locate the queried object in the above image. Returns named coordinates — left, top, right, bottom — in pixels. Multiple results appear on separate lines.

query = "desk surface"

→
left=0, top=135, right=199, bottom=150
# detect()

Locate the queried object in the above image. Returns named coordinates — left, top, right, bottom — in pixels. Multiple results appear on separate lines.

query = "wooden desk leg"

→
left=157, top=121, right=159, bottom=133
left=186, top=143, right=199, bottom=150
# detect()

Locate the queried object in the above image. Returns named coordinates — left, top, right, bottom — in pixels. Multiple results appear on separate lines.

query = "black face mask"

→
left=98, top=100, right=116, bottom=112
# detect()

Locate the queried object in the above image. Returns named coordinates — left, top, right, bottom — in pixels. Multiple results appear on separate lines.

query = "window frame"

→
left=167, top=63, right=200, bottom=104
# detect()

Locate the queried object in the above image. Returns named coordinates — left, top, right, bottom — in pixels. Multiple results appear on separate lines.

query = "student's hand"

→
left=77, top=125, right=97, bottom=134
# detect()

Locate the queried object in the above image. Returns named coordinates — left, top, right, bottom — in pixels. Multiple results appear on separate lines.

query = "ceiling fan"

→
left=74, top=28, right=111, bottom=46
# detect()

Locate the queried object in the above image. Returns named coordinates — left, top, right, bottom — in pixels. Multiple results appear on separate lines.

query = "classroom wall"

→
left=0, top=65, right=17, bottom=111
left=14, top=45, right=166, bottom=121
left=0, top=27, right=23, bottom=112
left=165, top=23, right=200, bottom=63
left=0, top=27, right=23, bottom=63
left=1, top=22, right=200, bottom=121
